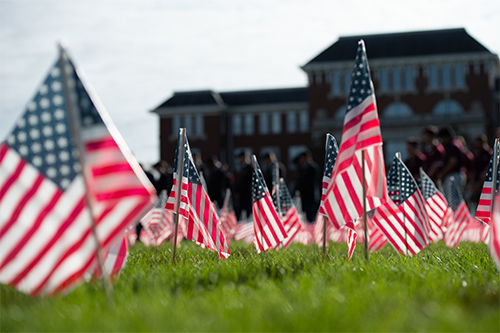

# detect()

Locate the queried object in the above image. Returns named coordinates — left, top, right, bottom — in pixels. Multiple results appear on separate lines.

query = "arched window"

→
left=432, top=99, right=464, bottom=116
left=382, top=102, right=413, bottom=118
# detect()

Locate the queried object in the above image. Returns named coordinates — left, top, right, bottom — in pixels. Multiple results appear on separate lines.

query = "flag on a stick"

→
left=419, top=169, right=449, bottom=242
left=165, top=130, right=230, bottom=259
left=251, top=156, right=287, bottom=253
left=322, top=40, right=388, bottom=231
left=372, top=155, right=430, bottom=256
left=140, top=190, right=173, bottom=246
left=318, top=134, right=339, bottom=217
left=490, top=192, right=500, bottom=270
left=0, top=47, right=156, bottom=296
left=443, top=177, right=474, bottom=248
left=475, top=143, right=499, bottom=224
left=91, top=234, right=128, bottom=281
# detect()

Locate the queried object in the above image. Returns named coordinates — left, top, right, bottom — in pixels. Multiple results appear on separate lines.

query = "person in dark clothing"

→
left=152, top=160, right=173, bottom=195
left=438, top=126, right=466, bottom=192
left=261, top=152, right=287, bottom=191
left=204, top=155, right=229, bottom=209
left=404, top=137, right=426, bottom=182
left=293, top=151, right=320, bottom=222
left=234, top=151, right=253, bottom=221
left=421, top=125, right=446, bottom=183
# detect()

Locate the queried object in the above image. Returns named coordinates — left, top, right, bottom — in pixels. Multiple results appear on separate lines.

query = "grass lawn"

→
left=1, top=241, right=499, bottom=332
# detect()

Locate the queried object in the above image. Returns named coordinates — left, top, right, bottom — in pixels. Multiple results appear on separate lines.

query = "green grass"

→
left=1, top=241, right=499, bottom=332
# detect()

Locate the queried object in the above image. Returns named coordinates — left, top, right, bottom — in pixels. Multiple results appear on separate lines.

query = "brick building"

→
left=152, top=28, right=500, bottom=182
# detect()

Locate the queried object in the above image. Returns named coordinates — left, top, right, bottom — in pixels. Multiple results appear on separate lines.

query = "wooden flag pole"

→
left=396, top=152, right=408, bottom=256
left=172, top=128, right=186, bottom=263
left=58, top=43, right=113, bottom=306
left=491, top=138, right=499, bottom=216
left=362, top=149, right=369, bottom=261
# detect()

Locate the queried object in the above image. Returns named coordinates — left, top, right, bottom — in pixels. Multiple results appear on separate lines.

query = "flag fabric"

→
left=125, top=226, right=137, bottom=247
left=345, top=221, right=357, bottom=260
left=475, top=144, right=500, bottom=224
left=490, top=195, right=500, bottom=270
left=461, top=218, right=490, bottom=244
left=165, top=130, right=229, bottom=259
left=252, top=157, right=287, bottom=253
left=91, top=234, right=128, bottom=281
left=443, top=177, right=473, bottom=248
left=322, top=40, right=388, bottom=231
left=419, top=169, right=449, bottom=242
left=0, top=48, right=156, bottom=296
left=318, top=134, right=339, bottom=217
left=140, top=190, right=173, bottom=246
left=220, top=191, right=238, bottom=244
left=367, top=213, right=387, bottom=252
left=372, top=155, right=430, bottom=256
left=273, top=178, right=303, bottom=248
left=234, top=222, right=254, bottom=244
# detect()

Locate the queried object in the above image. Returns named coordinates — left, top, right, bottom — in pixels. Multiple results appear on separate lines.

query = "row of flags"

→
left=1, top=41, right=499, bottom=297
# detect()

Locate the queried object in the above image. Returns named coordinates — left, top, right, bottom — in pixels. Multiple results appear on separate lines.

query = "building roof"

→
left=305, top=28, right=492, bottom=65
left=154, top=87, right=307, bottom=110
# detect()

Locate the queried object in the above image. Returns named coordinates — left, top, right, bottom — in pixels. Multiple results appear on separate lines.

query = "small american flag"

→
left=91, top=234, right=128, bottom=281
left=165, top=130, right=230, bottom=259
left=372, top=155, right=430, bottom=256
left=252, top=156, right=287, bottom=253
left=273, top=179, right=304, bottom=248
left=322, top=40, right=388, bottom=231
left=220, top=191, right=238, bottom=244
left=272, top=178, right=295, bottom=214
left=0, top=48, right=156, bottom=296
left=319, top=133, right=338, bottom=217
left=140, top=190, right=173, bottom=246
left=419, top=169, right=449, bottom=242
left=490, top=194, right=500, bottom=270
left=443, top=177, right=473, bottom=248
left=475, top=143, right=499, bottom=224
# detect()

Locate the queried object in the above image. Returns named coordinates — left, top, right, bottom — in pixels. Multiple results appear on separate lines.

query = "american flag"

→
left=460, top=218, right=489, bottom=244
left=443, top=177, right=473, bottom=248
left=372, top=155, right=430, bottom=256
left=419, top=169, right=449, bottom=242
left=234, top=222, right=254, bottom=244
left=220, top=190, right=238, bottom=244
left=490, top=193, right=500, bottom=270
left=366, top=212, right=387, bottom=252
left=475, top=143, right=499, bottom=224
left=322, top=40, right=388, bottom=231
left=318, top=133, right=338, bottom=217
left=91, top=234, right=128, bottom=281
left=140, top=190, right=173, bottom=246
left=273, top=178, right=303, bottom=248
left=0, top=48, right=156, bottom=296
left=251, top=156, right=287, bottom=253
left=165, top=130, right=230, bottom=259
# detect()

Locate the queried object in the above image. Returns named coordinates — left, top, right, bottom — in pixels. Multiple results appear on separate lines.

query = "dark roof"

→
left=305, top=28, right=492, bottom=65
left=154, top=87, right=307, bottom=110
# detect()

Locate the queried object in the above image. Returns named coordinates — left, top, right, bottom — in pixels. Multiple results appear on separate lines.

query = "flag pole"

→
left=362, top=149, right=369, bottom=261
left=396, top=152, right=408, bottom=256
left=57, top=43, right=113, bottom=306
left=274, top=163, right=284, bottom=250
left=491, top=138, right=499, bottom=217
left=322, top=216, right=327, bottom=256
left=252, top=155, right=264, bottom=252
left=172, top=128, right=186, bottom=263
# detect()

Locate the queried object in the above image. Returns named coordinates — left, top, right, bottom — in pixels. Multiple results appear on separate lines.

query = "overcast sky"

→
left=1, top=0, right=499, bottom=165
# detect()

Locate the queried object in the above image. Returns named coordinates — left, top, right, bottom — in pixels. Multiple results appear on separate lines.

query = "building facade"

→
left=152, top=28, right=500, bottom=180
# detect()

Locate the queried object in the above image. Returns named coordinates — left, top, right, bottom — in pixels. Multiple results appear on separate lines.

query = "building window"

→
left=244, top=114, right=254, bottom=135
left=382, top=102, right=414, bottom=118
left=184, top=115, right=192, bottom=135
left=271, top=112, right=281, bottom=134
left=343, top=71, right=351, bottom=94
left=393, top=68, right=402, bottom=92
left=432, top=99, right=464, bottom=116
left=454, top=64, right=465, bottom=88
left=442, top=64, right=451, bottom=88
left=195, top=115, right=204, bottom=136
left=331, top=71, right=341, bottom=95
left=299, top=110, right=308, bottom=133
left=172, top=115, right=181, bottom=135
left=232, top=114, right=242, bottom=136
left=379, top=68, right=389, bottom=92
left=429, top=65, right=439, bottom=89
left=404, top=67, right=414, bottom=91
left=286, top=111, right=297, bottom=133
left=259, top=113, right=269, bottom=134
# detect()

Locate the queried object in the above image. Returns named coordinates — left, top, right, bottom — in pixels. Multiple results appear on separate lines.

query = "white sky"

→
left=1, top=0, right=499, bottom=165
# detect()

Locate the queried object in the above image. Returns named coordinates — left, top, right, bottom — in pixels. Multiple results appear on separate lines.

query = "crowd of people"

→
left=404, top=125, right=497, bottom=211
left=140, top=125, right=498, bottom=225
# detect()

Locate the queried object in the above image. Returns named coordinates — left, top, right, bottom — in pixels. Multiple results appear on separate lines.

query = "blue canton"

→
left=387, top=155, right=417, bottom=206
left=252, top=159, right=268, bottom=204
left=323, top=134, right=339, bottom=179
left=346, top=40, right=374, bottom=113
